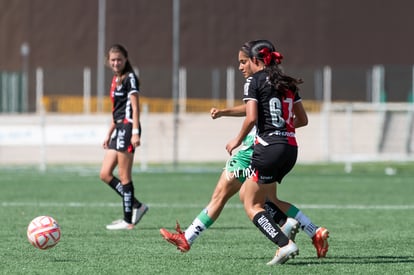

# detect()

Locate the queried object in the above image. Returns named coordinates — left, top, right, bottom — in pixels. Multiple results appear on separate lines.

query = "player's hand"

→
left=225, top=138, right=241, bottom=156
left=102, top=136, right=111, bottom=149
left=210, top=107, right=221, bottom=119
left=131, top=134, right=141, bottom=148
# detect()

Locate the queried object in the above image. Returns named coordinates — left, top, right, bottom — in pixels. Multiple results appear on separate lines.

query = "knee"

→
left=99, top=170, right=112, bottom=183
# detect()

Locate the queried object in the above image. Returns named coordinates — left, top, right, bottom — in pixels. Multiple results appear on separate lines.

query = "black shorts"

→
left=250, top=143, right=298, bottom=184
left=108, top=123, right=141, bottom=153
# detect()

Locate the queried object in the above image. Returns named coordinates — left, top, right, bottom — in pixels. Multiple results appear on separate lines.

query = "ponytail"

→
left=249, top=40, right=303, bottom=95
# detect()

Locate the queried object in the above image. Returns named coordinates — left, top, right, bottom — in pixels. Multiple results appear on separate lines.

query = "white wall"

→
left=0, top=111, right=411, bottom=165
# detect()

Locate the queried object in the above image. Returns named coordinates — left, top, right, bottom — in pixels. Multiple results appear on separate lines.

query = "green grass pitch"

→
left=0, top=162, right=413, bottom=274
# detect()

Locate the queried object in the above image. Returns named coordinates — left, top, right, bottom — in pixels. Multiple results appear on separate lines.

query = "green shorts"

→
left=224, top=133, right=254, bottom=183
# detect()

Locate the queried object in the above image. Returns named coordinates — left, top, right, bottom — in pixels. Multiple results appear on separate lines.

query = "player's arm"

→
left=130, top=92, right=141, bottom=147
left=293, top=101, right=308, bottom=128
left=130, top=92, right=140, bottom=131
left=103, top=122, right=116, bottom=149
left=226, top=100, right=257, bottom=155
left=210, top=104, right=246, bottom=119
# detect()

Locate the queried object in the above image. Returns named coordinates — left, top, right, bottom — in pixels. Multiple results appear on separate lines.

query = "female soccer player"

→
left=160, top=41, right=328, bottom=260
left=99, top=44, right=148, bottom=230
left=225, top=39, right=324, bottom=265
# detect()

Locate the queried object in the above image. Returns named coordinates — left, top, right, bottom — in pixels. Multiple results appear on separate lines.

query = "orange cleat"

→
left=160, top=221, right=191, bottom=252
left=312, top=227, right=329, bottom=258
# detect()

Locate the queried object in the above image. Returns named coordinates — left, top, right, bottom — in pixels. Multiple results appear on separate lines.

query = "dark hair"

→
left=107, top=44, right=139, bottom=85
left=249, top=39, right=303, bottom=95
left=240, top=40, right=255, bottom=57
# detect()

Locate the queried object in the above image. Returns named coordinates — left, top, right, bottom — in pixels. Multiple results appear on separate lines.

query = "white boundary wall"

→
left=0, top=110, right=413, bottom=166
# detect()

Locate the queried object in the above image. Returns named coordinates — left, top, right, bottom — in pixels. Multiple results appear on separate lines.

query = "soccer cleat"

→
left=159, top=221, right=191, bottom=252
left=266, top=240, right=299, bottom=265
left=281, top=218, right=299, bottom=241
left=106, top=220, right=134, bottom=230
left=312, top=227, right=329, bottom=258
left=132, top=203, right=149, bottom=225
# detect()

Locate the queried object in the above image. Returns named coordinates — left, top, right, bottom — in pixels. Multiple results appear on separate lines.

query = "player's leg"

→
left=240, top=182, right=298, bottom=241
left=99, top=149, right=119, bottom=188
left=106, top=151, right=135, bottom=230
left=285, top=204, right=317, bottom=236
left=205, top=171, right=242, bottom=220
left=285, top=204, right=329, bottom=257
left=160, top=170, right=242, bottom=252
left=160, top=151, right=249, bottom=251
left=184, top=171, right=242, bottom=243
left=242, top=178, right=298, bottom=265
left=100, top=144, right=144, bottom=222
left=268, top=144, right=328, bottom=258
left=117, top=147, right=148, bottom=225
left=264, top=197, right=299, bottom=241
left=263, top=196, right=329, bottom=257
left=100, top=150, right=133, bottom=228
left=266, top=155, right=329, bottom=258
left=246, top=144, right=298, bottom=265
left=262, top=176, right=300, bottom=241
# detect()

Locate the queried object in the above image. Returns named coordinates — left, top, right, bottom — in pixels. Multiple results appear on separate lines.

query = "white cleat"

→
left=132, top=203, right=149, bottom=225
left=281, top=217, right=299, bottom=241
left=267, top=240, right=299, bottom=265
left=106, top=220, right=134, bottom=230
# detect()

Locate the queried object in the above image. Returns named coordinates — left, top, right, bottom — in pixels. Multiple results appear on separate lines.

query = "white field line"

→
left=1, top=202, right=414, bottom=210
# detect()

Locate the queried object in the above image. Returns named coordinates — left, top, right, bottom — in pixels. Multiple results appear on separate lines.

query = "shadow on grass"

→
left=285, top=255, right=414, bottom=265
left=136, top=226, right=252, bottom=231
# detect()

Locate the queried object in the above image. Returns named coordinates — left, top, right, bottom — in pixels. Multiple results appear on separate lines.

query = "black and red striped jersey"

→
left=243, top=70, right=301, bottom=146
left=110, top=72, right=140, bottom=123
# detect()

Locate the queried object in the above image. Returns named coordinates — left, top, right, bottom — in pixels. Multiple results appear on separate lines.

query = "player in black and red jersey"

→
left=100, top=44, right=148, bottom=230
left=226, top=40, right=327, bottom=265
left=160, top=41, right=328, bottom=261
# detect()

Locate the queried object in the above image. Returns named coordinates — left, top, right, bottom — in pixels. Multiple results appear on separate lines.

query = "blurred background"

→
left=1, top=0, right=414, bottom=168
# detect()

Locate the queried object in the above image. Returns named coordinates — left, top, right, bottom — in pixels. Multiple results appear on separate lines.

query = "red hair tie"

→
left=259, top=48, right=283, bottom=65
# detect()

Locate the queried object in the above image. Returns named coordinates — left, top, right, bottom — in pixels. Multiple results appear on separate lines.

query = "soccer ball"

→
left=27, top=216, right=61, bottom=250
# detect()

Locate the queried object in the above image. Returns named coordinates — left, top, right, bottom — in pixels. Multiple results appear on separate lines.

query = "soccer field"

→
left=1, top=163, right=413, bottom=274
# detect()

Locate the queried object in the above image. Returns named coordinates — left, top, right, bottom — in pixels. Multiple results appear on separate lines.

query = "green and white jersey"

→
left=224, top=127, right=256, bottom=183
left=239, top=128, right=255, bottom=151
